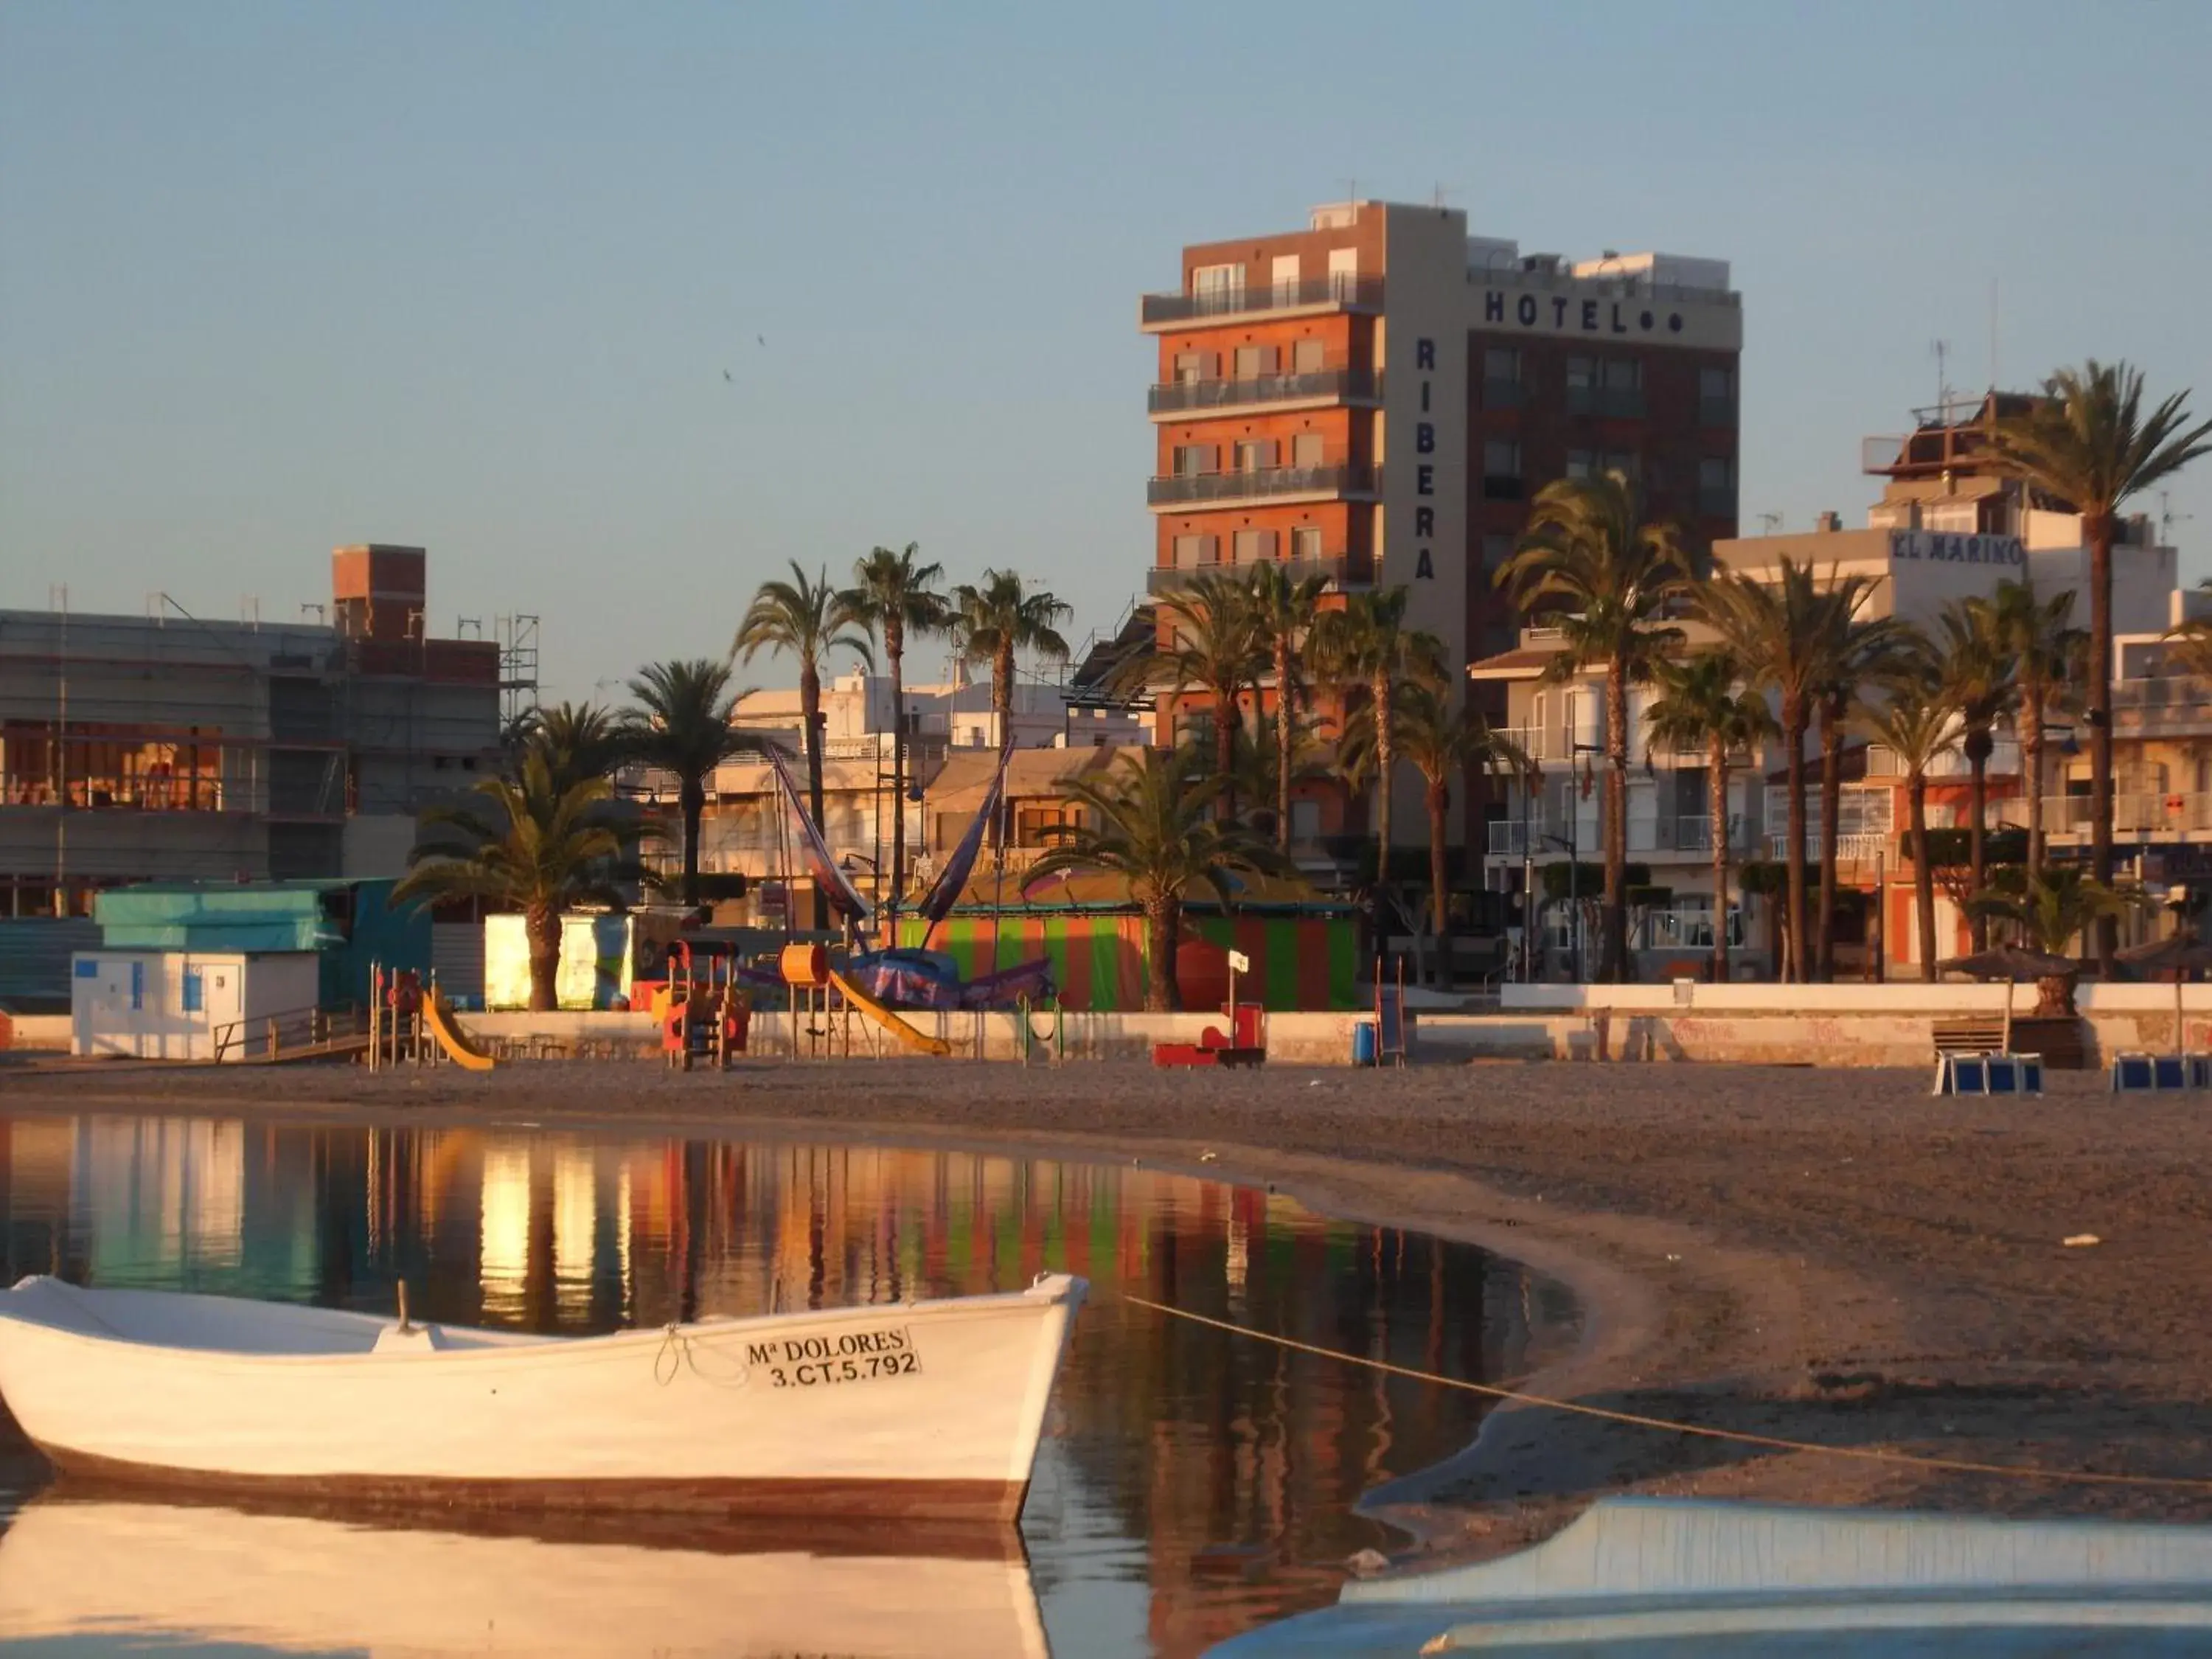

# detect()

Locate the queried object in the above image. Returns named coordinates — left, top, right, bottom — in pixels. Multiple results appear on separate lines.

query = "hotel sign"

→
left=1477, top=288, right=1742, bottom=349
left=1888, top=530, right=2024, bottom=567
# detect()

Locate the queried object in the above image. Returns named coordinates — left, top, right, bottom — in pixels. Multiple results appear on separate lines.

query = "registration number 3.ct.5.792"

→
left=747, top=1327, right=922, bottom=1390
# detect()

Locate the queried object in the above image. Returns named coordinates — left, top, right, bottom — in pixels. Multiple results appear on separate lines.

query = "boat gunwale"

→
left=0, top=1274, right=1087, bottom=1370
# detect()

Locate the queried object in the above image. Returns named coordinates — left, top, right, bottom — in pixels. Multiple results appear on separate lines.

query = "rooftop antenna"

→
left=1931, top=338, right=1952, bottom=417
left=1988, top=277, right=2000, bottom=392
left=2161, top=490, right=2194, bottom=545
left=1758, top=512, right=1784, bottom=535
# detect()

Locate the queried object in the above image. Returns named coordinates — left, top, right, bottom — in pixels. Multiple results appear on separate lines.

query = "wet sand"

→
left=7, top=1054, right=2211, bottom=1556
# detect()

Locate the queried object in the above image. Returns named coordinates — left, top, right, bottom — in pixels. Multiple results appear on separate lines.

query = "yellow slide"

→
left=829, top=972, right=953, bottom=1057
left=424, top=996, right=498, bottom=1071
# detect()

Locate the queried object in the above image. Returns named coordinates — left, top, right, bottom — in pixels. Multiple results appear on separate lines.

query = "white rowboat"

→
left=0, top=1273, right=1085, bottom=1520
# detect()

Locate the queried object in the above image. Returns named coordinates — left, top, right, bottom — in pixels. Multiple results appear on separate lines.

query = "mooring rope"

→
left=1124, top=1293, right=2212, bottom=1494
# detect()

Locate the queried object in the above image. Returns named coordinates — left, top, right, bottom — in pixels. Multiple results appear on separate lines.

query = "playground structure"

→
left=773, top=940, right=953, bottom=1059
left=369, top=964, right=498, bottom=1072
left=1152, top=949, right=1266, bottom=1069
left=654, top=940, right=754, bottom=1071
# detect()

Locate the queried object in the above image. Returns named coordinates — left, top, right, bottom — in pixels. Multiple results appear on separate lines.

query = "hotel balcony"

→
left=1146, top=554, right=1372, bottom=597
left=1765, top=830, right=1893, bottom=863
left=2113, top=675, right=2212, bottom=738
left=1139, top=275, right=1385, bottom=331
left=1147, top=366, right=1382, bottom=420
left=1147, top=462, right=1378, bottom=511
left=2042, top=792, right=2212, bottom=841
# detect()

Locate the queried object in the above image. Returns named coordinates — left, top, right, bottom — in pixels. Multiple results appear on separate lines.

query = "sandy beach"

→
left=6, top=1054, right=2211, bottom=1557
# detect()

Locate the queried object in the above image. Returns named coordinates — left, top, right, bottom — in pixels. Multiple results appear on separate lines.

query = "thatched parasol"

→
left=1938, top=945, right=2079, bottom=981
left=2115, top=928, right=2212, bottom=977
left=1940, top=944, right=2084, bottom=1025
left=2116, top=929, right=2212, bottom=1052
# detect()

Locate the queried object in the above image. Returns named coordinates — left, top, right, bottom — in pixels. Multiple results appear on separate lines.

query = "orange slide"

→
left=424, top=997, right=498, bottom=1071
left=829, top=972, right=953, bottom=1057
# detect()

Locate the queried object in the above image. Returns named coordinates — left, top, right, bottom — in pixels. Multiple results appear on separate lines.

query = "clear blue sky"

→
left=4, top=1, right=2208, bottom=701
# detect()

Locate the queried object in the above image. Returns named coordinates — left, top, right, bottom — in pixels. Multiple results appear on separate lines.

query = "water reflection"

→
left=0, top=1114, right=1576, bottom=1658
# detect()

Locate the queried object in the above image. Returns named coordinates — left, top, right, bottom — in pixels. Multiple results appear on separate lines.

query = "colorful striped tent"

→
left=894, top=869, right=1358, bottom=1012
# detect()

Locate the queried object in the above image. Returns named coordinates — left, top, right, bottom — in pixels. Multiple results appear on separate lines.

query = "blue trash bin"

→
left=1352, top=1020, right=1377, bottom=1067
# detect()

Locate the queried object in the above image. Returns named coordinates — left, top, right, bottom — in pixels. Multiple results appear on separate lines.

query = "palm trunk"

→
left=1783, top=698, right=1808, bottom=984
left=992, top=643, right=1015, bottom=853
left=1815, top=694, right=1843, bottom=982
left=1967, top=731, right=1990, bottom=951
left=1910, top=772, right=1937, bottom=983
left=1144, top=894, right=1180, bottom=1012
left=2022, top=679, right=2045, bottom=881
left=1601, top=665, right=1629, bottom=983
left=681, top=779, right=705, bottom=909
left=1371, top=669, right=1394, bottom=886
left=1216, top=679, right=1238, bottom=823
left=801, top=662, right=828, bottom=933
left=2087, top=514, right=2115, bottom=975
left=1427, top=774, right=1450, bottom=979
left=1709, top=741, right=1731, bottom=984
left=526, top=901, right=561, bottom=1013
left=888, top=622, right=907, bottom=931
left=1275, top=638, right=1295, bottom=854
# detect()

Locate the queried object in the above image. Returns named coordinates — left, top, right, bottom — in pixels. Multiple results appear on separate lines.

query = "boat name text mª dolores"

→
left=745, top=1324, right=921, bottom=1390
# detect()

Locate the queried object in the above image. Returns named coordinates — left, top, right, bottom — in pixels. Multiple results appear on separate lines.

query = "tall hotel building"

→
left=1140, top=201, right=1742, bottom=777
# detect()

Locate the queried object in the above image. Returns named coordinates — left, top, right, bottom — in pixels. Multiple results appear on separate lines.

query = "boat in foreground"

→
left=0, top=1273, right=1085, bottom=1521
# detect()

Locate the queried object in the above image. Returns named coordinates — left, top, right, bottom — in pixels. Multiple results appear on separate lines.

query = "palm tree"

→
left=1495, top=473, right=1691, bottom=981
left=1987, top=578, right=2083, bottom=880
left=622, top=658, right=748, bottom=908
left=950, top=569, right=1074, bottom=754
left=736, top=562, right=873, bottom=931
left=1931, top=597, right=2019, bottom=951
left=1248, top=563, right=1330, bottom=853
left=841, top=543, right=950, bottom=915
left=1118, top=570, right=1267, bottom=820
left=525, top=701, right=626, bottom=793
left=1854, top=661, right=1958, bottom=983
left=2166, top=605, right=2212, bottom=678
left=1701, top=559, right=1885, bottom=982
left=1645, top=650, right=1776, bottom=985
left=1343, top=672, right=1528, bottom=975
left=1310, top=586, right=1440, bottom=894
left=1992, top=362, right=2212, bottom=969
left=1967, top=868, right=2143, bottom=1015
left=395, top=751, right=655, bottom=1012
left=1220, top=710, right=1332, bottom=844
left=1812, top=611, right=1913, bottom=979
left=1027, top=746, right=1291, bottom=1012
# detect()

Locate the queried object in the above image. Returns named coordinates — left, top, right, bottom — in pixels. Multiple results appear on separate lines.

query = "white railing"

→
left=2042, top=793, right=2212, bottom=836
left=1765, top=831, right=1891, bottom=862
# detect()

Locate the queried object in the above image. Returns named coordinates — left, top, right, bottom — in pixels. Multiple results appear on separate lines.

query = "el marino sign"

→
left=1888, top=530, right=2025, bottom=567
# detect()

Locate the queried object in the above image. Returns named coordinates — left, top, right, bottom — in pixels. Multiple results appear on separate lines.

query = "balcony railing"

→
left=1766, top=831, right=1892, bottom=861
left=1147, top=462, right=1377, bottom=508
left=1147, top=555, right=1369, bottom=597
left=2043, top=792, right=2212, bottom=837
left=1631, top=814, right=1758, bottom=855
left=1147, top=366, right=1380, bottom=416
left=1140, top=274, right=1385, bottom=327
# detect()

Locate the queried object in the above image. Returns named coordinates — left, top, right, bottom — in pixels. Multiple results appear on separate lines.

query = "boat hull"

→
left=0, top=1274, right=1085, bottom=1520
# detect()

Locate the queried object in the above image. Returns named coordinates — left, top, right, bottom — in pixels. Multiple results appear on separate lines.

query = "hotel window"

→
left=1290, top=432, right=1324, bottom=470
left=1599, top=358, right=1644, bottom=417
left=1484, top=347, right=1522, bottom=408
left=1172, top=444, right=1214, bottom=476
left=1172, top=533, right=1217, bottom=569
left=1326, top=247, right=1359, bottom=297
left=1698, top=455, right=1736, bottom=516
left=1232, top=529, right=1279, bottom=565
left=1483, top=439, right=1523, bottom=500
left=1234, top=439, right=1277, bottom=473
left=1481, top=533, right=1512, bottom=571
left=1290, top=525, right=1324, bottom=563
left=1601, top=450, right=1641, bottom=481
left=1565, top=356, right=1596, bottom=413
left=1192, top=262, right=1245, bottom=311
left=1270, top=253, right=1301, bottom=299
left=1699, top=365, right=1736, bottom=426
left=1565, top=449, right=1595, bottom=481
left=1233, top=344, right=1279, bottom=380
left=1174, top=351, right=1208, bottom=386
left=1292, top=338, right=1325, bottom=374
